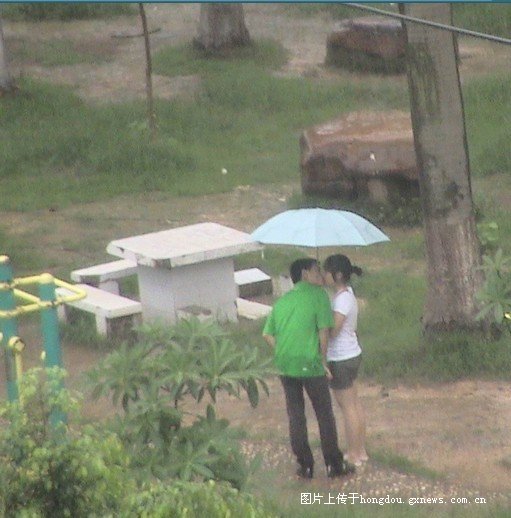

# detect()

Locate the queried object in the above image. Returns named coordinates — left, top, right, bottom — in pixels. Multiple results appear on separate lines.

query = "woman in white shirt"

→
left=323, top=254, right=368, bottom=466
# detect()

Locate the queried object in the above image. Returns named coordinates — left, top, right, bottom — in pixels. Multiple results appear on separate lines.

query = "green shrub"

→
left=477, top=220, right=500, bottom=254
left=476, top=249, right=511, bottom=334
left=0, top=368, right=132, bottom=517
left=88, top=319, right=275, bottom=489
left=127, top=479, right=278, bottom=518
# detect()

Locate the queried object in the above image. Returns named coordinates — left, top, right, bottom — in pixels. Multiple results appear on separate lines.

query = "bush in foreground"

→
left=0, top=366, right=278, bottom=517
left=0, top=368, right=132, bottom=517
left=127, top=480, right=278, bottom=518
left=88, top=318, right=275, bottom=489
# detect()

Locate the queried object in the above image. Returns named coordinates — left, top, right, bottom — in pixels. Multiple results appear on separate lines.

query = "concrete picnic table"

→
left=106, top=222, right=263, bottom=323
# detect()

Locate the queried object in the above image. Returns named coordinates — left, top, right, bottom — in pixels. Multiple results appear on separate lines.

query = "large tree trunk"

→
left=195, top=3, right=250, bottom=52
left=0, top=18, right=15, bottom=93
left=400, top=4, right=485, bottom=334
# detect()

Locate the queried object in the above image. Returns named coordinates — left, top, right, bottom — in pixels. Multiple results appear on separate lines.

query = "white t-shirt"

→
left=327, top=286, right=361, bottom=361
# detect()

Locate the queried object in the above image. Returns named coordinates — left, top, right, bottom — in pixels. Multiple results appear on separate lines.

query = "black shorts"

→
left=328, top=355, right=362, bottom=390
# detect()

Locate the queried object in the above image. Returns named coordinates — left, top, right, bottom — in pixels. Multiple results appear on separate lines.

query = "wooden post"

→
left=139, top=3, right=156, bottom=140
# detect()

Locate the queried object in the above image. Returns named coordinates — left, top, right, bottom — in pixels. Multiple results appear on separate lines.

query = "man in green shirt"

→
left=263, top=258, right=353, bottom=479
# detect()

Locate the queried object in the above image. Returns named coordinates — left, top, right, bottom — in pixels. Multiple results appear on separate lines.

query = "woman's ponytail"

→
left=352, top=265, right=363, bottom=277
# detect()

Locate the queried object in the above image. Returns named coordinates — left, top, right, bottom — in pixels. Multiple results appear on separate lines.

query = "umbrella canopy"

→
left=251, top=208, right=390, bottom=248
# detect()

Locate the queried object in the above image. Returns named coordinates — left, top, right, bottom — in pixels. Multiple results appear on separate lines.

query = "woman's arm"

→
left=319, top=327, right=333, bottom=380
left=330, top=311, right=346, bottom=340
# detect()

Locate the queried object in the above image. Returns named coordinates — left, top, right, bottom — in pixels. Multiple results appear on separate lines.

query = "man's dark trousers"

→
left=280, top=375, right=342, bottom=470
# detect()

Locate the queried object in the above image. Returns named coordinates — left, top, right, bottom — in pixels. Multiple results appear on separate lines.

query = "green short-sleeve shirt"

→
left=263, top=281, right=334, bottom=377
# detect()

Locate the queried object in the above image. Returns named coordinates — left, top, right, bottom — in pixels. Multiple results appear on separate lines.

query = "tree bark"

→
left=0, top=18, right=15, bottom=94
left=138, top=4, right=156, bottom=140
left=195, top=3, right=250, bottom=52
left=400, top=4, right=485, bottom=334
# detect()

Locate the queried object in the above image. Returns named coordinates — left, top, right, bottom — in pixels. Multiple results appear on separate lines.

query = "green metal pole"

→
left=39, top=273, right=66, bottom=426
left=0, top=256, right=19, bottom=402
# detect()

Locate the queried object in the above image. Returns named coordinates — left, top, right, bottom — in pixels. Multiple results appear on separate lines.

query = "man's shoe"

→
left=296, top=465, right=313, bottom=479
left=326, top=460, right=356, bottom=478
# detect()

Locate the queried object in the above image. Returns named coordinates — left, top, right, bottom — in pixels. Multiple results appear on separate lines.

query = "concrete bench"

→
left=56, top=284, right=142, bottom=337
left=272, top=274, right=294, bottom=296
left=234, top=268, right=272, bottom=298
left=236, top=297, right=272, bottom=320
left=70, top=259, right=137, bottom=295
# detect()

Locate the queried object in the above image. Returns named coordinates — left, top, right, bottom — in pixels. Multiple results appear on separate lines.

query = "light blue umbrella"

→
left=251, top=208, right=389, bottom=254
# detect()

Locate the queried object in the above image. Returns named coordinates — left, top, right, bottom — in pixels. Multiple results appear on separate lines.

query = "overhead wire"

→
left=345, top=3, right=511, bottom=46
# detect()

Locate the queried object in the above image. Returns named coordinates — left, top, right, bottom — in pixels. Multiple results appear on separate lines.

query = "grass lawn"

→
left=2, top=33, right=511, bottom=381
left=2, top=37, right=509, bottom=210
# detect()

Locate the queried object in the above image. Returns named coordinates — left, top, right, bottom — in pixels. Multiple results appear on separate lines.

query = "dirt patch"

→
left=210, top=377, right=511, bottom=498
left=5, top=4, right=510, bottom=103
left=1, top=183, right=295, bottom=271
left=3, top=327, right=510, bottom=503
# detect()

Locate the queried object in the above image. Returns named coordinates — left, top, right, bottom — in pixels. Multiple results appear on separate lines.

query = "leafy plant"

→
left=88, top=318, right=275, bottom=488
left=477, top=220, right=500, bottom=254
left=476, top=248, right=511, bottom=333
left=173, top=316, right=228, bottom=349
left=127, top=479, right=278, bottom=518
left=88, top=342, right=153, bottom=411
left=0, top=367, right=132, bottom=517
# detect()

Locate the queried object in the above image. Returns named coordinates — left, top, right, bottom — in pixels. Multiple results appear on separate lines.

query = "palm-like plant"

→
left=476, top=249, right=511, bottom=333
left=88, top=318, right=275, bottom=487
left=88, top=342, right=153, bottom=412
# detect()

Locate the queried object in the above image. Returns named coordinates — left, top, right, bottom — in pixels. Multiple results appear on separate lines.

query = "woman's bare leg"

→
left=333, top=382, right=367, bottom=463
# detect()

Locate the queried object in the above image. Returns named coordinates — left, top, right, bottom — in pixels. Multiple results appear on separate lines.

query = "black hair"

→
left=290, top=258, right=318, bottom=284
left=323, top=254, right=362, bottom=283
